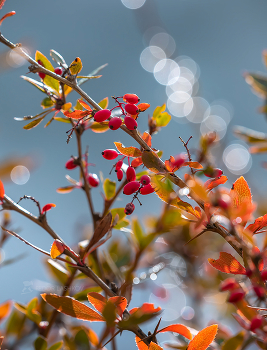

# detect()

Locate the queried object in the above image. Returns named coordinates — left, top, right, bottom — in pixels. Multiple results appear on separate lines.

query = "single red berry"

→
left=140, top=183, right=155, bottom=195
left=245, top=269, right=253, bottom=278
left=94, top=109, right=111, bottom=122
left=65, top=158, right=78, bottom=170
left=123, top=93, right=140, bottom=104
left=260, top=270, right=267, bottom=281
left=204, top=167, right=223, bottom=178
left=116, top=169, right=123, bottom=181
left=124, top=116, right=138, bottom=130
left=88, top=173, right=99, bottom=187
left=126, top=167, right=136, bottom=182
left=228, top=290, right=245, bottom=303
left=115, top=160, right=123, bottom=171
left=109, top=117, right=122, bottom=130
left=125, top=103, right=139, bottom=115
left=250, top=316, right=263, bottom=332
left=37, top=60, right=46, bottom=79
left=124, top=202, right=135, bottom=215
left=102, top=149, right=119, bottom=160
left=220, top=278, right=238, bottom=291
left=140, top=175, right=151, bottom=185
left=54, top=67, right=63, bottom=75
left=172, top=154, right=187, bottom=168
left=123, top=181, right=140, bottom=195
left=253, top=286, right=265, bottom=299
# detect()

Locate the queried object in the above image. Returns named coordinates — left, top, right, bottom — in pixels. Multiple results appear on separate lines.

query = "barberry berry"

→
left=220, top=278, right=238, bottom=291
left=65, top=158, right=78, bottom=170
left=253, top=286, right=265, bottom=299
left=204, top=168, right=223, bottom=178
left=125, top=103, right=139, bottom=115
left=116, top=169, right=123, bottom=181
left=140, top=175, right=151, bottom=185
left=54, top=67, right=63, bottom=75
left=88, top=173, right=99, bottom=187
left=123, top=93, right=140, bottom=104
left=94, top=109, right=111, bottom=123
left=124, top=116, right=138, bottom=130
left=124, top=202, right=135, bottom=215
left=123, top=181, right=140, bottom=195
left=140, top=183, right=154, bottom=195
left=172, top=154, right=187, bottom=168
left=250, top=316, right=263, bottom=332
left=37, top=60, right=46, bottom=79
left=126, top=167, right=136, bottom=182
left=102, top=149, right=119, bottom=160
left=260, top=270, right=267, bottom=281
left=115, top=160, right=123, bottom=171
left=245, top=269, right=253, bottom=278
left=109, top=117, right=122, bottom=130
left=228, top=290, right=245, bottom=303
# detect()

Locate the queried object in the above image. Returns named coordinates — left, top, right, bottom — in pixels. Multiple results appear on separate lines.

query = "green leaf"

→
left=233, top=125, right=267, bottom=143
left=102, top=301, right=116, bottom=327
left=48, top=341, right=63, bottom=350
left=54, top=116, right=71, bottom=123
left=41, top=97, right=54, bottom=108
left=23, top=115, right=47, bottom=130
left=46, top=259, right=69, bottom=284
left=78, top=63, right=108, bottom=86
left=5, top=310, right=25, bottom=336
left=110, top=208, right=126, bottom=222
left=154, top=111, right=171, bottom=127
left=74, top=99, right=83, bottom=110
left=50, top=49, right=67, bottom=68
left=73, top=287, right=102, bottom=301
left=27, top=297, right=42, bottom=324
left=35, top=51, right=59, bottom=93
left=98, top=97, right=109, bottom=109
left=132, top=219, right=145, bottom=249
left=222, top=331, right=245, bottom=350
left=115, top=219, right=130, bottom=230
left=34, top=336, right=47, bottom=350
left=103, top=178, right=116, bottom=200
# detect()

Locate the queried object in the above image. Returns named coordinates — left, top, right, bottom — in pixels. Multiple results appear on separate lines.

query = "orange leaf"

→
left=109, top=296, right=127, bottom=316
left=131, top=157, right=143, bottom=168
left=149, top=342, right=163, bottom=350
left=114, top=142, right=142, bottom=158
left=50, top=239, right=65, bottom=259
left=204, top=175, right=228, bottom=191
left=208, top=252, right=246, bottom=275
left=87, top=292, right=107, bottom=314
left=41, top=203, right=56, bottom=214
left=63, top=110, right=91, bottom=120
left=0, top=179, right=4, bottom=199
left=165, top=156, right=176, bottom=172
left=230, top=176, right=252, bottom=208
left=183, top=161, right=203, bottom=170
left=158, top=324, right=192, bottom=340
left=139, top=303, right=161, bottom=314
left=247, top=214, right=267, bottom=234
left=0, top=300, right=12, bottom=323
left=0, top=11, right=15, bottom=26
left=138, top=103, right=150, bottom=112
left=135, top=336, right=148, bottom=350
left=142, top=132, right=152, bottom=147
left=78, top=99, right=92, bottom=111
left=188, top=324, right=218, bottom=350
left=56, top=186, right=75, bottom=193
left=41, top=294, right=104, bottom=321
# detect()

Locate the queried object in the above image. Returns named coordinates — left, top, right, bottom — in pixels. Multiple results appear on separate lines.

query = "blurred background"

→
left=1, top=0, right=267, bottom=347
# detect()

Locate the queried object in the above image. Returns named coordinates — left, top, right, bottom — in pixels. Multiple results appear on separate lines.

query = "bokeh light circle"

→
left=181, top=306, right=195, bottom=320
left=150, top=32, right=176, bottom=57
left=200, top=115, right=227, bottom=141
left=185, top=97, right=210, bottom=123
left=153, top=59, right=180, bottom=85
left=140, top=46, right=166, bottom=73
left=223, top=144, right=252, bottom=175
left=121, top=0, right=146, bottom=9
left=10, top=166, right=30, bottom=185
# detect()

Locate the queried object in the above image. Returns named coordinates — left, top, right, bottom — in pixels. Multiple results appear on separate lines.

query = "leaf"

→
left=158, top=324, right=192, bottom=340
left=204, top=175, right=228, bottom=191
left=149, top=343, right=163, bottom=350
left=42, top=203, right=56, bottom=214
left=233, top=126, right=267, bottom=144
left=50, top=240, right=65, bottom=259
left=0, top=300, right=12, bottom=323
left=153, top=104, right=166, bottom=118
left=63, top=110, right=91, bottom=120
left=247, top=213, right=267, bottom=234
left=208, top=252, right=246, bottom=275
left=87, top=292, right=106, bottom=313
left=54, top=116, right=71, bottom=123
left=187, top=324, right=218, bottom=350
left=27, top=297, right=41, bottom=324
left=69, top=57, right=83, bottom=75
left=142, top=150, right=167, bottom=173
left=78, top=99, right=92, bottom=111
left=41, top=97, right=54, bottom=108
left=119, top=304, right=161, bottom=329
left=50, top=49, right=67, bottom=68
left=0, top=336, right=3, bottom=350
left=142, top=132, right=152, bottom=147
left=221, top=331, right=245, bottom=350
left=34, top=336, right=47, bottom=350
left=15, top=109, right=50, bottom=121
left=23, top=115, right=47, bottom=130
left=41, top=294, right=104, bottom=322
left=230, top=176, right=252, bottom=208
left=21, top=75, right=55, bottom=94
left=0, top=179, right=4, bottom=199
left=56, top=186, right=75, bottom=194
left=48, top=341, right=63, bottom=350
left=62, top=102, right=72, bottom=111
left=131, top=157, right=143, bottom=168
left=78, top=63, right=108, bottom=86
left=183, top=161, right=203, bottom=169
left=0, top=10, right=15, bottom=26
left=103, top=179, right=116, bottom=200
left=46, top=259, right=69, bottom=284
left=108, top=296, right=127, bottom=316
left=114, top=142, right=142, bottom=158
left=154, top=111, right=171, bottom=127
left=86, top=212, right=113, bottom=252
left=73, top=287, right=102, bottom=301
left=102, top=301, right=117, bottom=327
left=245, top=73, right=267, bottom=97
left=77, top=75, right=101, bottom=80
left=135, top=336, right=148, bottom=350
left=35, top=51, right=59, bottom=93
left=132, top=219, right=145, bottom=249
left=90, top=121, right=109, bottom=133
left=249, top=144, right=267, bottom=154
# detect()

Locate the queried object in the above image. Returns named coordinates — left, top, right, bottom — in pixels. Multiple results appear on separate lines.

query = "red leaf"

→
left=77, top=99, right=92, bottom=111
left=0, top=180, right=4, bottom=199
left=204, top=175, right=228, bottom=191
left=187, top=324, right=218, bottom=350
left=139, top=303, right=161, bottom=314
left=108, top=296, right=127, bottom=317
left=131, top=157, right=143, bottom=168
left=158, top=324, right=192, bottom=340
left=142, top=132, right=152, bottom=147
left=41, top=203, right=56, bottom=214
left=63, top=110, right=91, bottom=120
left=135, top=336, right=148, bottom=350
left=208, top=252, right=246, bottom=275
left=247, top=214, right=267, bottom=234
left=0, top=11, right=15, bottom=26
left=87, top=292, right=107, bottom=314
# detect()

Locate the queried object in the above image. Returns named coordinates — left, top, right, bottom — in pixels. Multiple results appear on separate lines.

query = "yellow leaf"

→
left=35, top=50, right=59, bottom=93
left=69, top=57, right=83, bottom=75
left=50, top=240, right=65, bottom=259
left=114, top=142, right=142, bottom=157
left=188, top=324, right=218, bottom=350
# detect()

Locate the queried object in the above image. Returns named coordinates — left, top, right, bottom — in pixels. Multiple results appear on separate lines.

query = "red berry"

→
left=140, top=175, right=151, bottom=185
left=250, top=316, right=263, bottom=332
left=140, top=183, right=154, bottom=195
left=261, top=270, right=267, bottom=281
left=124, top=202, right=135, bottom=215
left=125, top=103, right=139, bottom=115
left=65, top=158, right=78, bottom=170
left=116, top=169, right=123, bottom=181
left=253, top=286, right=265, bottom=299
left=228, top=290, right=245, bottom=303
left=220, top=278, right=238, bottom=291
left=123, top=93, right=140, bottom=104
left=245, top=269, right=253, bottom=278
left=54, top=67, right=63, bottom=75
left=204, top=168, right=223, bottom=178
left=124, top=116, right=138, bottom=130
left=126, top=167, right=136, bottom=182
left=172, top=154, right=187, bottom=168
left=94, top=109, right=111, bottom=122
left=88, top=173, right=99, bottom=187
left=37, top=60, right=46, bottom=79
left=218, top=194, right=231, bottom=210
left=109, top=117, right=122, bottom=130
left=123, top=181, right=140, bottom=195
left=115, top=160, right=123, bottom=171
left=102, top=149, right=119, bottom=160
